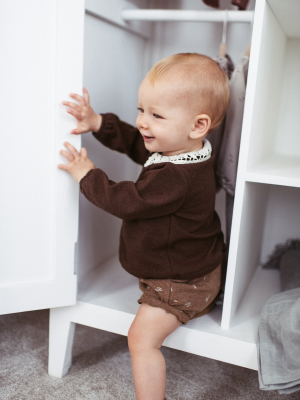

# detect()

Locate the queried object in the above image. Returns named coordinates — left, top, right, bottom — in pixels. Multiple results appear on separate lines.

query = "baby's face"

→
left=136, top=77, right=200, bottom=156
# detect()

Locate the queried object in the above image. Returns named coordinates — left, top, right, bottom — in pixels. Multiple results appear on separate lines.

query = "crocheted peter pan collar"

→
left=144, top=138, right=212, bottom=167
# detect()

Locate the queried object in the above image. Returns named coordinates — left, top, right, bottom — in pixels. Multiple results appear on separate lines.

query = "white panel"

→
left=274, top=39, right=300, bottom=157
left=224, top=183, right=300, bottom=327
left=0, top=1, right=56, bottom=286
left=227, top=183, right=269, bottom=324
left=244, top=13, right=300, bottom=182
left=0, top=0, right=84, bottom=314
left=260, top=185, right=300, bottom=265
left=268, top=0, right=300, bottom=38
left=247, top=1, right=286, bottom=170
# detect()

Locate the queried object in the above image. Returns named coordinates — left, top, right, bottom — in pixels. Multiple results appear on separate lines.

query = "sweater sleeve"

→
left=92, top=113, right=150, bottom=166
left=79, top=164, right=188, bottom=221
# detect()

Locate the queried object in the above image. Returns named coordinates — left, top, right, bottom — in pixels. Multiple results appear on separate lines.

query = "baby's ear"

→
left=190, top=114, right=211, bottom=139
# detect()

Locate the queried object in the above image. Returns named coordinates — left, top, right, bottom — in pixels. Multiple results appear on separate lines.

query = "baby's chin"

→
left=143, top=137, right=180, bottom=155
left=144, top=140, right=164, bottom=154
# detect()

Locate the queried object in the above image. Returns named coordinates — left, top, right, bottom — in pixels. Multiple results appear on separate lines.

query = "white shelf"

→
left=74, top=254, right=281, bottom=370
left=246, top=154, right=300, bottom=187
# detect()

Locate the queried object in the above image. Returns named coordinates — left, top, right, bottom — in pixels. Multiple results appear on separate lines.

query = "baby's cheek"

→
left=136, top=116, right=141, bottom=130
left=154, top=125, right=168, bottom=140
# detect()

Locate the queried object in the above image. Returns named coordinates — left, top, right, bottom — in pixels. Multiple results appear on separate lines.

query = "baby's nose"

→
left=137, top=115, right=149, bottom=130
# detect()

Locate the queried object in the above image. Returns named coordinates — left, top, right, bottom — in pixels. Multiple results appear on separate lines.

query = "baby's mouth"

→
left=143, top=135, right=155, bottom=142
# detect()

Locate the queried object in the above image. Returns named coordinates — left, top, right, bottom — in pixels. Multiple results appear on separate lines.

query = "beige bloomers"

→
left=137, top=263, right=222, bottom=325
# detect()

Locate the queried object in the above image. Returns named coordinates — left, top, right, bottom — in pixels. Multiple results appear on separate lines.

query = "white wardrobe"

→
left=2, top=0, right=299, bottom=379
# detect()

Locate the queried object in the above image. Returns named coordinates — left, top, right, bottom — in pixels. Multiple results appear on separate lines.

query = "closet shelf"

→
left=121, top=9, right=254, bottom=23
left=245, top=154, right=300, bottom=187
left=76, top=254, right=280, bottom=371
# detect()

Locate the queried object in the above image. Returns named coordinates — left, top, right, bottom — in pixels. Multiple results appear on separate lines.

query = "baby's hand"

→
left=62, top=87, right=102, bottom=135
left=58, top=141, right=95, bottom=183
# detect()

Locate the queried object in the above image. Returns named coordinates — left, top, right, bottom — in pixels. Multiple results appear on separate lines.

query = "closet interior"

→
left=50, top=0, right=300, bottom=377
left=50, top=0, right=260, bottom=377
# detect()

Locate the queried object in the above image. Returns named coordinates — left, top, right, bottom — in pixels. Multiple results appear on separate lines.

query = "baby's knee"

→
left=128, top=323, right=160, bottom=354
left=128, top=324, right=146, bottom=354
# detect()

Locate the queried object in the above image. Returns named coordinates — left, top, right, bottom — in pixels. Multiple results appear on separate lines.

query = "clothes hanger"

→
left=244, top=10, right=254, bottom=57
left=219, top=9, right=228, bottom=58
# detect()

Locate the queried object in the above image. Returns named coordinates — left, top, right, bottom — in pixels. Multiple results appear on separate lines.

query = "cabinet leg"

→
left=48, top=307, right=75, bottom=378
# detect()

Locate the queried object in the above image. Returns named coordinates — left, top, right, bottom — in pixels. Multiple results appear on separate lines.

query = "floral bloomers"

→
left=137, top=263, right=222, bottom=325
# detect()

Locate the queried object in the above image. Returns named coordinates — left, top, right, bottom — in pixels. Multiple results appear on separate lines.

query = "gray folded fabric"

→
left=257, top=287, right=300, bottom=394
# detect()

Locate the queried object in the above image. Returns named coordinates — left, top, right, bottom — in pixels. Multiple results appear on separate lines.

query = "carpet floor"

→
left=0, top=309, right=299, bottom=400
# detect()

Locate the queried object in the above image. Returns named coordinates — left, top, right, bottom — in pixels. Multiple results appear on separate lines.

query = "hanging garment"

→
left=231, top=0, right=250, bottom=10
left=214, top=54, right=234, bottom=79
left=207, top=54, right=234, bottom=194
left=257, top=287, right=300, bottom=395
left=203, top=0, right=249, bottom=10
left=203, top=0, right=219, bottom=8
left=216, top=54, right=249, bottom=250
left=216, top=55, right=249, bottom=198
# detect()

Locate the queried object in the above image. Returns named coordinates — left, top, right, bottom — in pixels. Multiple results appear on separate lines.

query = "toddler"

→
left=58, top=53, right=229, bottom=400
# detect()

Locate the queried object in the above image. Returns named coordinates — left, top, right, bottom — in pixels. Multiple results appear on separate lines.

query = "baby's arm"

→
left=92, top=113, right=150, bottom=166
left=79, top=164, right=187, bottom=220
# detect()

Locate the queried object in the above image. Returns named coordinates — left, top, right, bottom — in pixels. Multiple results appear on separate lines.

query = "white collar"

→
left=144, top=138, right=212, bottom=167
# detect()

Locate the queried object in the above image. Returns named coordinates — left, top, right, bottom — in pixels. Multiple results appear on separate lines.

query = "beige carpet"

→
left=0, top=309, right=299, bottom=400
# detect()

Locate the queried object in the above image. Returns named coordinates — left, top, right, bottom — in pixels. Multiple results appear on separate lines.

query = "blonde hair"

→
left=147, top=53, right=230, bottom=132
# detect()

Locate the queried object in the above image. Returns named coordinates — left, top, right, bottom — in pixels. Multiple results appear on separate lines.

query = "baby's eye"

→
left=153, top=113, right=163, bottom=119
left=137, top=107, right=144, bottom=113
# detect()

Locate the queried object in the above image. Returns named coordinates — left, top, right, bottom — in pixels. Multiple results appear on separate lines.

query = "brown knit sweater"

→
left=79, top=113, right=225, bottom=280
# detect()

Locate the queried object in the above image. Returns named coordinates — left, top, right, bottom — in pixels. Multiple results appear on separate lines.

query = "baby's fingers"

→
left=71, top=127, right=88, bottom=135
left=69, top=92, right=86, bottom=107
left=62, top=100, right=81, bottom=113
left=65, top=106, right=83, bottom=121
left=80, top=147, right=88, bottom=157
left=83, top=87, right=90, bottom=105
left=59, top=149, right=74, bottom=162
left=58, top=162, right=70, bottom=171
left=63, top=141, right=80, bottom=158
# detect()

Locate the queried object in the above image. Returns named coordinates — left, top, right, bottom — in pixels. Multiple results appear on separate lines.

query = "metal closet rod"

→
left=121, top=9, right=254, bottom=23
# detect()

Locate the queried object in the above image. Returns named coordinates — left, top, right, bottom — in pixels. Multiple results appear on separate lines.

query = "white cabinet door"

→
left=0, top=0, right=84, bottom=314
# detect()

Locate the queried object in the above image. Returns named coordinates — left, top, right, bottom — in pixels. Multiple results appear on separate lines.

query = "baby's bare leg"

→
left=128, top=303, right=181, bottom=400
